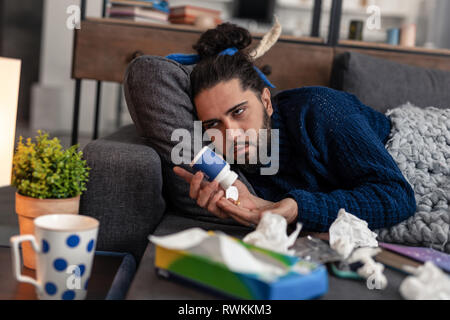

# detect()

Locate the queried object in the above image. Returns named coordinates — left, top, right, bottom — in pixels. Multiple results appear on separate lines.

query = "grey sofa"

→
left=79, top=124, right=252, bottom=261
left=79, top=51, right=450, bottom=262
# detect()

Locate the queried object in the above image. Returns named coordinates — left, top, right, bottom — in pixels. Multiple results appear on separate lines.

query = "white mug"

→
left=10, top=214, right=99, bottom=300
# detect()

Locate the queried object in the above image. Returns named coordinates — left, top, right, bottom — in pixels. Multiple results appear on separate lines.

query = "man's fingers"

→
left=197, top=180, right=219, bottom=207
left=174, top=166, right=209, bottom=189
left=216, top=198, right=258, bottom=225
left=173, top=166, right=193, bottom=183
left=228, top=212, right=254, bottom=227
left=189, top=171, right=204, bottom=199
left=207, top=190, right=229, bottom=219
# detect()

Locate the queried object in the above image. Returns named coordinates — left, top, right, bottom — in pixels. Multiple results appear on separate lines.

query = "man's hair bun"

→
left=193, top=22, right=252, bottom=59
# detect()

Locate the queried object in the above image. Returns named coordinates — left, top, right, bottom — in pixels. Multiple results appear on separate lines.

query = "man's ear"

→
left=261, top=87, right=273, bottom=116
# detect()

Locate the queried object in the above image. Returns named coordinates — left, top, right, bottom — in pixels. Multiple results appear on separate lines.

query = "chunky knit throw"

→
left=377, top=103, right=450, bottom=252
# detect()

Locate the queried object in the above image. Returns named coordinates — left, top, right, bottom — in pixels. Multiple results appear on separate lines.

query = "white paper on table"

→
left=329, top=208, right=378, bottom=259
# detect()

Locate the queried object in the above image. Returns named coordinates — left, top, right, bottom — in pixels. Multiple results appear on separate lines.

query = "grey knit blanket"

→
left=376, top=103, right=450, bottom=253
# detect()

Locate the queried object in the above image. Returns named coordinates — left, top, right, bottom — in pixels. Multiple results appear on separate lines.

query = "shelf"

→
left=276, top=3, right=406, bottom=19
left=338, top=39, right=450, bottom=56
left=87, top=17, right=325, bottom=44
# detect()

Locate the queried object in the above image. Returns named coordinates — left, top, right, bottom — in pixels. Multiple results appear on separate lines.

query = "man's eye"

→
left=204, top=122, right=218, bottom=129
left=233, top=108, right=245, bottom=116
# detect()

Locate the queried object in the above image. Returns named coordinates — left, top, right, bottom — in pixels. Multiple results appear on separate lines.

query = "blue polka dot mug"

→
left=10, top=214, right=99, bottom=300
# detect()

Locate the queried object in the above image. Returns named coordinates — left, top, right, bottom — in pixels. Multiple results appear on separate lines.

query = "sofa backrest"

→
left=330, top=51, right=450, bottom=113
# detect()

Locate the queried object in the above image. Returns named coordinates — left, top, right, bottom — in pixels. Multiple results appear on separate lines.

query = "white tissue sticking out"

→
left=329, top=208, right=378, bottom=259
left=218, top=233, right=285, bottom=278
left=243, top=212, right=302, bottom=255
left=225, top=186, right=239, bottom=201
left=399, top=261, right=450, bottom=300
left=149, top=228, right=286, bottom=279
left=348, top=247, right=388, bottom=290
left=149, top=228, right=210, bottom=250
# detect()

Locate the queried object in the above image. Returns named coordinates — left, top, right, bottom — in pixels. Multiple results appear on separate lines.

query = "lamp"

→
left=0, top=57, right=21, bottom=187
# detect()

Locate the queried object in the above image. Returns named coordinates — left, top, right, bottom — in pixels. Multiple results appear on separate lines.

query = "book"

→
left=108, top=6, right=168, bottom=21
left=169, top=16, right=222, bottom=25
left=169, top=5, right=221, bottom=18
left=375, top=248, right=422, bottom=274
left=109, top=15, right=170, bottom=25
left=379, top=242, right=450, bottom=273
left=109, top=0, right=169, bottom=13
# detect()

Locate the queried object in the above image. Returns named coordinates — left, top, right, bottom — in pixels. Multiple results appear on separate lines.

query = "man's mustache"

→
left=227, top=140, right=258, bottom=156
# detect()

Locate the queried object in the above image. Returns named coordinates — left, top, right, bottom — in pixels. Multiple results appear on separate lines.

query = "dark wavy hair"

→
left=190, top=22, right=271, bottom=101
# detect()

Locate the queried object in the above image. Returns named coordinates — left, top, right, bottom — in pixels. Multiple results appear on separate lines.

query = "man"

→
left=167, top=20, right=416, bottom=232
left=173, top=77, right=416, bottom=231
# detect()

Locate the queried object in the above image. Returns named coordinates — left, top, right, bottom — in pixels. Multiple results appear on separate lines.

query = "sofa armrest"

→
left=80, top=124, right=166, bottom=261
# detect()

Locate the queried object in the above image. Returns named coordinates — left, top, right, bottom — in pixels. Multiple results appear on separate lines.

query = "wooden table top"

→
left=0, top=246, right=124, bottom=300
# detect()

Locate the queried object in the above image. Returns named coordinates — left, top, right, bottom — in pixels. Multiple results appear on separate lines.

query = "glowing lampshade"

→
left=0, top=57, right=21, bottom=187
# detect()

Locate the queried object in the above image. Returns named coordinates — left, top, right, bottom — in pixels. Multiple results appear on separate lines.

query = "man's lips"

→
left=235, top=144, right=248, bottom=152
left=234, top=145, right=251, bottom=158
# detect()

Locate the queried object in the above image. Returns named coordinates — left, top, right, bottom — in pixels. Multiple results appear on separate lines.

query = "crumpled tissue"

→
left=329, top=209, right=387, bottom=289
left=329, top=208, right=378, bottom=259
left=347, top=247, right=388, bottom=289
left=149, top=228, right=286, bottom=280
left=399, top=261, right=450, bottom=300
left=243, top=212, right=302, bottom=255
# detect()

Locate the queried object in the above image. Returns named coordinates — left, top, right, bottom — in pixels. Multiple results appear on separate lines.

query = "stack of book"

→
left=169, top=5, right=222, bottom=25
left=108, top=0, right=170, bottom=24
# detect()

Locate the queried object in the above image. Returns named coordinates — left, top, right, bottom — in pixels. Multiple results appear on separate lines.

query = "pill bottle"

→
left=190, top=146, right=238, bottom=190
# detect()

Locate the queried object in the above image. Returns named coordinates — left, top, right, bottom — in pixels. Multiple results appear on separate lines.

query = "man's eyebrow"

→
left=202, top=101, right=248, bottom=126
left=225, top=101, right=248, bottom=115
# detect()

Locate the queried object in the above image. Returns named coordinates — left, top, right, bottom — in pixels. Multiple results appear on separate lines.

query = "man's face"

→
left=194, top=78, right=273, bottom=166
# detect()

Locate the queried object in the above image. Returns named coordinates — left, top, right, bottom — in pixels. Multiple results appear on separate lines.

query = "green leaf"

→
left=11, top=131, right=90, bottom=199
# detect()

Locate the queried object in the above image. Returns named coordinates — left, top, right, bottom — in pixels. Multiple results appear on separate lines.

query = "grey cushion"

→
left=330, top=52, right=450, bottom=113
left=80, top=125, right=166, bottom=260
left=123, top=55, right=255, bottom=225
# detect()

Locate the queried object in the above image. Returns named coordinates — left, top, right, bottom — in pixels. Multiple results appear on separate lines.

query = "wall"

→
left=0, top=0, right=43, bottom=123
left=31, top=0, right=446, bottom=140
left=31, top=0, right=126, bottom=138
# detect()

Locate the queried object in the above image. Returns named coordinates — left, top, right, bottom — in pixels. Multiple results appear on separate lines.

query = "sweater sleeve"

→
left=286, top=112, right=416, bottom=232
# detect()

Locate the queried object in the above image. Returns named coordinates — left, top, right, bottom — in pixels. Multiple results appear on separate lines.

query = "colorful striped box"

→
left=153, top=232, right=328, bottom=300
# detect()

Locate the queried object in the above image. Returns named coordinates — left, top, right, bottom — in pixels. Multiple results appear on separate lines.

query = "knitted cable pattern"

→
left=377, top=103, right=450, bottom=252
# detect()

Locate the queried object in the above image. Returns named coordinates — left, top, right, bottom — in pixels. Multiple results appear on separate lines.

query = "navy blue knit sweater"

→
left=243, top=86, right=416, bottom=232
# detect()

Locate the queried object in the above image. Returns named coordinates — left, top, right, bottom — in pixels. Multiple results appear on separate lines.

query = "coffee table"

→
left=126, top=242, right=407, bottom=300
left=0, top=245, right=136, bottom=300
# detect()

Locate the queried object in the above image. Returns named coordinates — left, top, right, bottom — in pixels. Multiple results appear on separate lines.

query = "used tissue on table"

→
left=243, top=212, right=302, bottom=255
left=329, top=208, right=378, bottom=259
left=329, top=208, right=387, bottom=289
left=149, top=228, right=328, bottom=300
left=400, top=261, right=450, bottom=300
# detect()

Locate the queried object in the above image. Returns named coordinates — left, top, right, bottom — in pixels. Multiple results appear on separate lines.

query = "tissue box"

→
left=151, top=230, right=328, bottom=300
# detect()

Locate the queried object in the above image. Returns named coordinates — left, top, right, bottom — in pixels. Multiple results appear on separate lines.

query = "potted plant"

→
left=12, top=130, right=90, bottom=269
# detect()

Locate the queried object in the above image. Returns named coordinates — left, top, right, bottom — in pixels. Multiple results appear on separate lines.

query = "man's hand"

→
left=173, top=166, right=298, bottom=227
left=216, top=197, right=298, bottom=227
left=173, top=166, right=268, bottom=219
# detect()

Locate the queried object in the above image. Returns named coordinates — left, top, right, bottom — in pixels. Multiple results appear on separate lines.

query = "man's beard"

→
left=231, top=109, right=272, bottom=175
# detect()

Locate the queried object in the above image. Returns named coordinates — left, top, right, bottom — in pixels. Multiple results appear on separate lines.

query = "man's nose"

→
left=223, top=119, right=244, bottom=138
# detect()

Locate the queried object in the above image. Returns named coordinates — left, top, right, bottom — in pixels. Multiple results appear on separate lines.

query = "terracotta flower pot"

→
left=15, top=193, right=80, bottom=270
